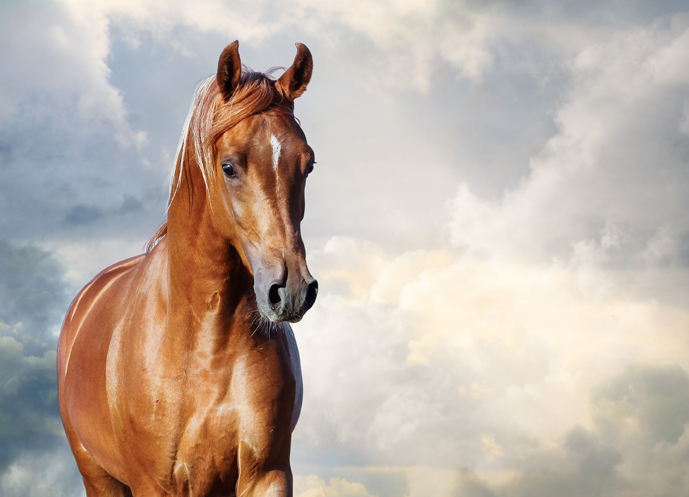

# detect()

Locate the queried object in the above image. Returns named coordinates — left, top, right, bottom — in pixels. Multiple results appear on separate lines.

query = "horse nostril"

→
left=304, top=280, right=318, bottom=310
left=268, top=284, right=282, bottom=306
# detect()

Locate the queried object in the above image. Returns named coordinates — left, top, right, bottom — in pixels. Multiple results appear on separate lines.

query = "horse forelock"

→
left=145, top=69, right=287, bottom=253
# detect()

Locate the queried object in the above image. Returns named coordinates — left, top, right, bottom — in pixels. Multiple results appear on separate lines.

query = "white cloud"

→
left=291, top=11, right=689, bottom=493
left=43, top=238, right=147, bottom=290
left=295, top=237, right=689, bottom=470
left=406, top=467, right=457, bottom=497
left=295, top=475, right=377, bottom=497
left=449, top=13, right=689, bottom=277
left=0, top=0, right=143, bottom=146
left=55, top=0, right=608, bottom=92
left=88, top=0, right=493, bottom=90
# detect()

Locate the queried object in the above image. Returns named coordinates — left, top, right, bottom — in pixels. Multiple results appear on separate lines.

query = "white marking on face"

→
left=270, top=134, right=281, bottom=171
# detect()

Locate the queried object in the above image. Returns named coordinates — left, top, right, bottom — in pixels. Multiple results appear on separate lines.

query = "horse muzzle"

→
left=253, top=263, right=318, bottom=323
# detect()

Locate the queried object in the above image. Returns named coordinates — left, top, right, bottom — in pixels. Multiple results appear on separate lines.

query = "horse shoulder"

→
left=57, top=253, right=148, bottom=380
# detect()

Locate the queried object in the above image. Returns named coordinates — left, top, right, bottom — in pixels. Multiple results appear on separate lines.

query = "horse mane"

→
left=144, top=67, right=284, bottom=252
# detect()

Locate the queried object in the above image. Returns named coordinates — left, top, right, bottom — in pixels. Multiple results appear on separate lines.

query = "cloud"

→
left=0, top=0, right=142, bottom=142
left=1, top=2, right=688, bottom=496
left=319, top=364, right=689, bottom=497
left=0, top=335, right=61, bottom=462
left=294, top=237, right=689, bottom=472
left=450, top=13, right=689, bottom=271
left=0, top=0, right=165, bottom=245
left=563, top=425, right=621, bottom=478
left=291, top=17, right=689, bottom=479
left=76, top=0, right=496, bottom=91
left=68, top=0, right=687, bottom=97
left=0, top=240, right=70, bottom=354
left=295, top=475, right=378, bottom=497
left=0, top=240, right=81, bottom=496
left=0, top=445, right=84, bottom=497
left=478, top=364, right=689, bottom=497
left=592, top=364, right=689, bottom=447
left=56, top=0, right=622, bottom=94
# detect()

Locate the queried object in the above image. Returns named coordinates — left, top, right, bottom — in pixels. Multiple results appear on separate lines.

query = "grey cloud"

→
left=0, top=240, right=69, bottom=355
left=0, top=143, right=11, bottom=167
left=0, top=240, right=80, bottom=495
left=0, top=336, right=61, bottom=461
left=0, top=446, right=84, bottom=497
left=592, top=364, right=689, bottom=446
left=563, top=425, right=621, bottom=478
left=64, top=204, right=103, bottom=226
left=453, top=469, right=497, bottom=497
left=0, top=0, right=170, bottom=245
left=447, top=13, right=689, bottom=315
left=0, top=102, right=166, bottom=241
left=63, top=196, right=144, bottom=226
left=119, top=194, right=144, bottom=214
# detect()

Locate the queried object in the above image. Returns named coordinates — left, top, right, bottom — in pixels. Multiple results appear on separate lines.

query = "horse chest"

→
left=135, top=345, right=290, bottom=444
left=164, top=362, right=290, bottom=493
left=173, top=403, right=240, bottom=472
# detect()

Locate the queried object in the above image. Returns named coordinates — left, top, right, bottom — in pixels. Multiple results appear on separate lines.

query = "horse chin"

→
left=256, top=302, right=305, bottom=324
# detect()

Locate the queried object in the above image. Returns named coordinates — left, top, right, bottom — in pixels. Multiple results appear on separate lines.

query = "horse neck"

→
left=165, top=159, right=252, bottom=323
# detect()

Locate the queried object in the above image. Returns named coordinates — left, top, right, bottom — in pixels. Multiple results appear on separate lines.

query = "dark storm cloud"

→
left=0, top=336, right=61, bottom=462
left=0, top=240, right=69, bottom=354
left=0, top=240, right=81, bottom=496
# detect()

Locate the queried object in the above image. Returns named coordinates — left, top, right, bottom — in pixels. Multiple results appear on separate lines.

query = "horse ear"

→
left=217, top=41, right=242, bottom=101
left=276, top=43, right=313, bottom=100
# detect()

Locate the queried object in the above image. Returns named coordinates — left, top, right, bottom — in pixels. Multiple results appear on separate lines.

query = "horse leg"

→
left=73, top=450, right=128, bottom=497
left=82, top=474, right=128, bottom=497
left=235, top=441, right=292, bottom=497
left=61, top=419, right=129, bottom=496
left=236, top=468, right=292, bottom=497
left=74, top=452, right=128, bottom=497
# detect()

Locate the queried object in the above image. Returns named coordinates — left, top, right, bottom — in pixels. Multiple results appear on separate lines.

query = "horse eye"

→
left=222, top=163, right=237, bottom=178
left=306, top=162, right=316, bottom=175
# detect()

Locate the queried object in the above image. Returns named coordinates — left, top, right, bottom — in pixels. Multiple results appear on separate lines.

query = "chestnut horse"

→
left=57, top=41, right=318, bottom=496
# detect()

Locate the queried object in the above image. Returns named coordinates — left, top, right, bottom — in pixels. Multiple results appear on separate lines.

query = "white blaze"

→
left=271, top=134, right=281, bottom=171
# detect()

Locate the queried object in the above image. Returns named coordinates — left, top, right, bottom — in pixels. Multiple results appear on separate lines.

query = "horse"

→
left=57, top=41, right=318, bottom=497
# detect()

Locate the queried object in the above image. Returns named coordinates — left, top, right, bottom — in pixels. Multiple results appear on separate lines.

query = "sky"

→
left=1, top=0, right=689, bottom=496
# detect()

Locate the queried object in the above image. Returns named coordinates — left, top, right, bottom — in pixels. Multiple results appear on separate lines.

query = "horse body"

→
left=58, top=42, right=315, bottom=496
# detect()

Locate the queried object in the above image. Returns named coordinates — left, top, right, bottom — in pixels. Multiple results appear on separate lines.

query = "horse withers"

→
left=57, top=41, right=317, bottom=497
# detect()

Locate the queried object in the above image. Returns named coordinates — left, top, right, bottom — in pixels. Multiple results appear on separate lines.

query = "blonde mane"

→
left=145, top=69, right=283, bottom=252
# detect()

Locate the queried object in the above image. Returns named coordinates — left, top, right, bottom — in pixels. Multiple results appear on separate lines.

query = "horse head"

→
left=203, top=41, right=318, bottom=323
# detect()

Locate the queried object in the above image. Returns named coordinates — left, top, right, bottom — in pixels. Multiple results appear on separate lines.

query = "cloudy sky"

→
left=1, top=0, right=689, bottom=495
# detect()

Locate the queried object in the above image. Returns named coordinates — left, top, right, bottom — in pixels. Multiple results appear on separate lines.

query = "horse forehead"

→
left=254, top=118, right=308, bottom=165
left=230, top=112, right=296, bottom=140
left=261, top=112, right=305, bottom=146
